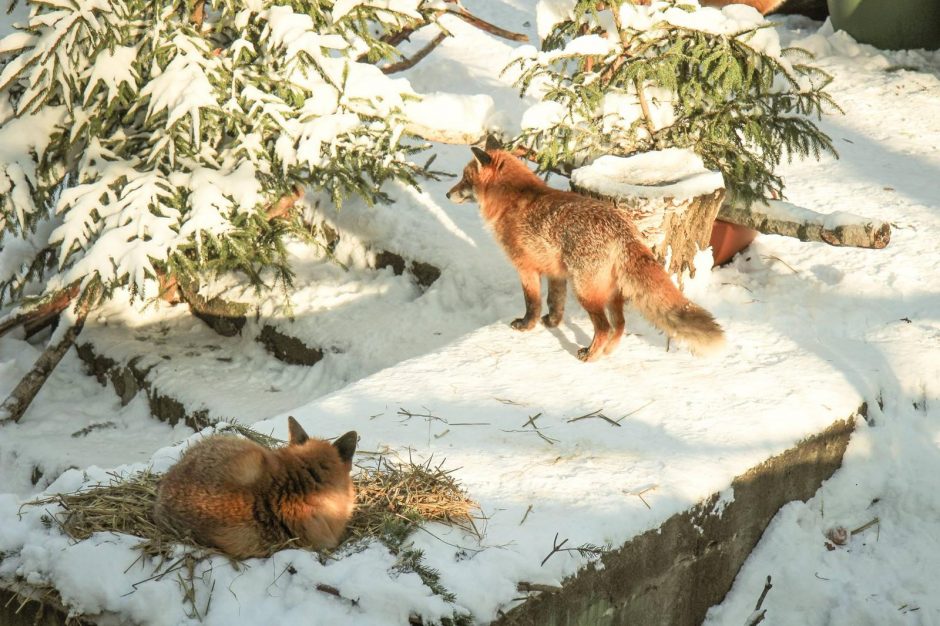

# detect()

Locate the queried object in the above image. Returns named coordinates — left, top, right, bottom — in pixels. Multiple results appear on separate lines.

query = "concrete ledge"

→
left=76, top=342, right=216, bottom=431
left=494, top=413, right=858, bottom=626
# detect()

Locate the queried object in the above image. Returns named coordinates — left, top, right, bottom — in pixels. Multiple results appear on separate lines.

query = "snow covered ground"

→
left=1, top=2, right=940, bottom=625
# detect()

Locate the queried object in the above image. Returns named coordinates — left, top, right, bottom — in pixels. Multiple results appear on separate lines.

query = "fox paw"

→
left=577, top=347, right=595, bottom=362
left=541, top=314, right=562, bottom=328
left=511, top=317, right=536, bottom=331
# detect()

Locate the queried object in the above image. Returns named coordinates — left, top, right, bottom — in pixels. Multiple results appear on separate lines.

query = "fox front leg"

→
left=511, top=270, right=541, bottom=331
left=542, top=277, right=566, bottom=328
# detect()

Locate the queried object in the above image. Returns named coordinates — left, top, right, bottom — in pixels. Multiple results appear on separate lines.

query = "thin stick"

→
left=541, top=533, right=570, bottom=566
left=746, top=575, right=772, bottom=625
left=519, top=504, right=533, bottom=526
left=522, top=413, right=542, bottom=428
left=382, top=32, right=448, bottom=74
left=851, top=517, right=880, bottom=536
left=567, top=409, right=622, bottom=427
left=754, top=575, right=772, bottom=611
left=445, top=7, right=528, bottom=42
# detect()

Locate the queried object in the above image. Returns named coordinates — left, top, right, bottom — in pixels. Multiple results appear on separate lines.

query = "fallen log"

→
left=176, top=278, right=250, bottom=337
left=0, top=293, right=95, bottom=425
left=717, top=199, right=891, bottom=249
left=0, top=283, right=80, bottom=339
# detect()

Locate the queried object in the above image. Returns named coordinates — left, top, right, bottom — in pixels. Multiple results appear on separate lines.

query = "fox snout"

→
left=446, top=180, right=475, bottom=204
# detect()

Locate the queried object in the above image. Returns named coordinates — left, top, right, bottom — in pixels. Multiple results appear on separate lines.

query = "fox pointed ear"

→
left=484, top=134, right=502, bottom=151
left=287, top=416, right=309, bottom=446
left=471, top=146, right=493, bottom=167
left=333, top=431, right=357, bottom=463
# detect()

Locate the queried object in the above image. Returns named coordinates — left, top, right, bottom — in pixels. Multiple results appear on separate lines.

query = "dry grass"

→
left=18, top=425, right=480, bottom=620
left=28, top=448, right=479, bottom=557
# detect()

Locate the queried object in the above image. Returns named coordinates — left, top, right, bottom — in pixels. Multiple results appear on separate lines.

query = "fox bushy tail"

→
left=621, top=245, right=725, bottom=356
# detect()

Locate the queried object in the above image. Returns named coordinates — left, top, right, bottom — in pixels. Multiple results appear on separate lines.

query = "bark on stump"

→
left=571, top=182, right=725, bottom=286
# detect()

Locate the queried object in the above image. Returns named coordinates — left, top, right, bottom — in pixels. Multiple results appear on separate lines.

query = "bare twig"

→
left=851, top=517, right=880, bottom=537
left=745, top=575, right=773, bottom=626
left=624, top=484, right=658, bottom=509
left=316, top=583, right=358, bottom=606
left=566, top=409, right=622, bottom=427
left=501, top=428, right=559, bottom=445
left=540, top=533, right=606, bottom=567
left=444, top=6, right=528, bottom=42
left=755, top=575, right=772, bottom=611
left=382, top=32, right=448, bottom=74
left=522, top=413, right=542, bottom=428
left=519, top=504, right=533, bottom=526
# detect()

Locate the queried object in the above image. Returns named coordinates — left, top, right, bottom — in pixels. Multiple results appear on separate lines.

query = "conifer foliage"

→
left=0, top=0, right=444, bottom=307
left=509, top=0, right=838, bottom=206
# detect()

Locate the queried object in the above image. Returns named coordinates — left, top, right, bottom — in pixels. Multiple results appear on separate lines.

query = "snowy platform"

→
left=0, top=305, right=864, bottom=625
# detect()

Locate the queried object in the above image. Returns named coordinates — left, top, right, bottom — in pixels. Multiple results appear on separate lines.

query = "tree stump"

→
left=570, top=149, right=725, bottom=286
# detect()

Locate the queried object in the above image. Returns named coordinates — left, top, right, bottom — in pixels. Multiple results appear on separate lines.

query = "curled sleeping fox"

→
left=154, top=417, right=357, bottom=558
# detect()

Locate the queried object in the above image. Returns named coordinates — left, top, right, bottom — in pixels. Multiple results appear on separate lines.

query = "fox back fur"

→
left=640, top=0, right=787, bottom=13
left=154, top=417, right=357, bottom=558
left=448, top=148, right=725, bottom=361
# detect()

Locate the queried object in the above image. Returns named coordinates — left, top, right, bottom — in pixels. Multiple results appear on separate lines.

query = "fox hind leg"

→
left=511, top=269, right=541, bottom=331
left=603, top=291, right=626, bottom=355
left=575, top=293, right=611, bottom=362
left=542, top=277, right=566, bottom=328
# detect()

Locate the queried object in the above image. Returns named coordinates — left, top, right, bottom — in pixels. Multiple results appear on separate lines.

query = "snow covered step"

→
left=227, top=312, right=863, bottom=624
left=74, top=253, right=487, bottom=429
left=0, top=304, right=866, bottom=625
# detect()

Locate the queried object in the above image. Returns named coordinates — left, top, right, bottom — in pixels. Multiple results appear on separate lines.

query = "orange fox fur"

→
left=637, top=0, right=787, bottom=14
left=154, top=417, right=357, bottom=558
left=448, top=148, right=725, bottom=361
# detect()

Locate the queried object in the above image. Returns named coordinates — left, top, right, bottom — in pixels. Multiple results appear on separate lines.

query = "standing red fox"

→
left=154, top=417, right=357, bottom=558
left=448, top=148, right=725, bottom=361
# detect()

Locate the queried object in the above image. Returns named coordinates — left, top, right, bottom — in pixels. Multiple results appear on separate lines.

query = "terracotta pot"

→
left=709, top=220, right=758, bottom=267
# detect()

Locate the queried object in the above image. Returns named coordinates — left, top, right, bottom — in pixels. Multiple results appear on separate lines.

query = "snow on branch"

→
left=509, top=0, right=838, bottom=208
left=718, top=199, right=891, bottom=249
left=0, top=0, right=515, bottom=312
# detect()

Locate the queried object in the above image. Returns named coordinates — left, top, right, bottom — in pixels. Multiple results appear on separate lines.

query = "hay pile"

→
left=29, top=432, right=479, bottom=558
left=19, top=426, right=480, bottom=620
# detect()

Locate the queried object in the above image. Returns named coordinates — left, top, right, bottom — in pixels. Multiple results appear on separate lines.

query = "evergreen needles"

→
left=508, top=0, right=839, bottom=207
left=0, top=0, right=442, bottom=306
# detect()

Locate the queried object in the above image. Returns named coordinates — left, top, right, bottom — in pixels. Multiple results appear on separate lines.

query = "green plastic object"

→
left=827, top=0, right=940, bottom=50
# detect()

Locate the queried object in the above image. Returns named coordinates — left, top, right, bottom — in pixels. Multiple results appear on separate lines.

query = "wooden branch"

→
left=745, top=575, right=773, bottom=626
left=633, top=79, right=657, bottom=139
left=382, top=32, right=448, bottom=74
left=0, top=283, right=80, bottom=339
left=176, top=278, right=249, bottom=337
left=0, top=294, right=94, bottom=425
left=444, top=7, right=528, bottom=42
left=718, top=199, right=891, bottom=249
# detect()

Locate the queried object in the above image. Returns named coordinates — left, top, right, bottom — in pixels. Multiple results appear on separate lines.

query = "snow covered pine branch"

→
left=510, top=0, right=838, bottom=208
left=0, top=0, right=510, bottom=419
